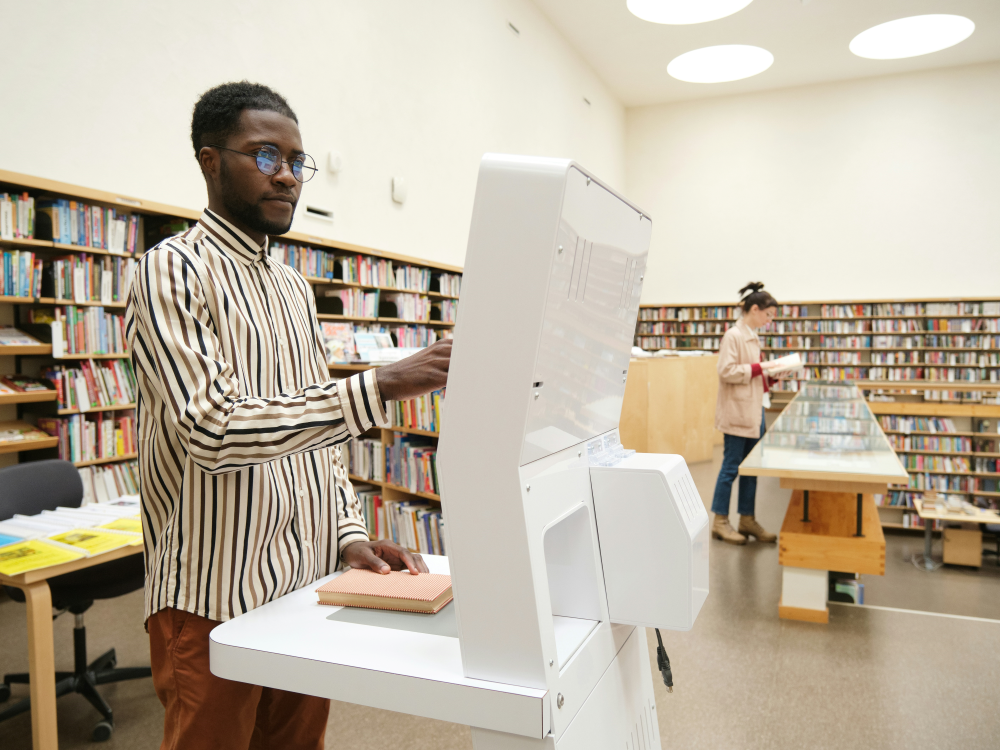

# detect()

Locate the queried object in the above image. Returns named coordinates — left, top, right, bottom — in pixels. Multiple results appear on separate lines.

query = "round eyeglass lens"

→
left=255, top=146, right=281, bottom=175
left=293, top=153, right=317, bottom=183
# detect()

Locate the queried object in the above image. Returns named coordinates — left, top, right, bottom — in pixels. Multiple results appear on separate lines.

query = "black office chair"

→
left=984, top=523, right=1000, bottom=565
left=0, top=460, right=151, bottom=742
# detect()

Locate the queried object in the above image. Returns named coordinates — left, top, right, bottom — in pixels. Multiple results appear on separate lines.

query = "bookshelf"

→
left=636, top=298, right=1000, bottom=532
left=1, top=169, right=461, bottom=537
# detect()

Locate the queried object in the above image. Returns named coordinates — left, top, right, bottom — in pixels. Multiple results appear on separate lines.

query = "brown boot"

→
left=712, top=514, right=747, bottom=545
left=739, top=515, right=777, bottom=543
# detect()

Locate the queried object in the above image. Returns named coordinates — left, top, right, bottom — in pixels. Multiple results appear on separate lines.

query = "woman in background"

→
left=711, top=283, right=785, bottom=545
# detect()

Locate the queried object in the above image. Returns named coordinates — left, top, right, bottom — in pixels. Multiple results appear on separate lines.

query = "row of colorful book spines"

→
left=904, top=457, right=999, bottom=472
left=79, top=463, right=140, bottom=501
left=37, top=200, right=140, bottom=253
left=0, top=193, right=34, bottom=239
left=38, top=415, right=137, bottom=462
left=391, top=393, right=443, bottom=432
left=886, top=436, right=973, bottom=451
left=386, top=447, right=440, bottom=494
left=905, top=475, right=1000, bottom=492
left=0, top=252, right=42, bottom=298
left=41, top=361, right=137, bottom=410
left=50, top=256, right=135, bottom=297
left=360, top=495, right=445, bottom=555
left=53, top=308, right=127, bottom=353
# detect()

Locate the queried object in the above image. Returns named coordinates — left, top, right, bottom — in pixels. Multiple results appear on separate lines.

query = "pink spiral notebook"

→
left=316, top=569, right=453, bottom=614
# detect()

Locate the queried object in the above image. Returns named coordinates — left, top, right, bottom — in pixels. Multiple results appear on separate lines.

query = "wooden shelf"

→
left=347, top=474, right=441, bottom=502
left=386, top=425, right=439, bottom=438
left=306, top=277, right=456, bottom=299
left=901, top=469, right=1000, bottom=478
left=316, top=313, right=451, bottom=326
left=884, top=429, right=999, bottom=438
left=54, top=352, right=130, bottom=360
left=0, top=344, right=52, bottom=356
left=57, top=402, right=136, bottom=415
left=0, top=237, right=55, bottom=249
left=0, top=420, right=60, bottom=455
left=0, top=390, right=58, bottom=406
left=0, top=236, right=136, bottom=259
left=74, top=453, right=138, bottom=468
left=36, top=298, right=127, bottom=309
left=893, top=449, right=1000, bottom=458
left=0, top=296, right=39, bottom=304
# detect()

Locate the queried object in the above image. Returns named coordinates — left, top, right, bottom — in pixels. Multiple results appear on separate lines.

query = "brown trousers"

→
left=149, top=607, right=330, bottom=750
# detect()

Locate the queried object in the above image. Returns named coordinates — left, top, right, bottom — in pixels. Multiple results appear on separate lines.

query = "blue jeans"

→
left=711, top=409, right=766, bottom=517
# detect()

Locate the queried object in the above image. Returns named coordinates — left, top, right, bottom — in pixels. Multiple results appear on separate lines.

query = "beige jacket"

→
left=715, top=319, right=764, bottom=439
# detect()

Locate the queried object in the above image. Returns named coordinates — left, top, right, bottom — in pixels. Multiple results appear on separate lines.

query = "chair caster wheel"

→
left=92, top=720, right=114, bottom=742
left=0, top=683, right=10, bottom=703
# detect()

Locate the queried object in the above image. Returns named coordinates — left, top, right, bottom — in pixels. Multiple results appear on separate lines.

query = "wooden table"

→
left=739, top=382, right=910, bottom=623
left=0, top=545, right=143, bottom=750
left=911, top=497, right=1000, bottom=570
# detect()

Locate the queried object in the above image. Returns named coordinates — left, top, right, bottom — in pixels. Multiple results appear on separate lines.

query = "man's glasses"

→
left=208, top=144, right=317, bottom=183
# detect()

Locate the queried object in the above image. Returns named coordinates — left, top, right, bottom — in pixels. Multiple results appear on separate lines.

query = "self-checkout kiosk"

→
left=210, top=154, right=709, bottom=750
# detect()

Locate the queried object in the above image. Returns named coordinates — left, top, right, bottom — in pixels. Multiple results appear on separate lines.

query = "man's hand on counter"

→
left=376, top=338, right=452, bottom=402
left=342, top=539, right=430, bottom=575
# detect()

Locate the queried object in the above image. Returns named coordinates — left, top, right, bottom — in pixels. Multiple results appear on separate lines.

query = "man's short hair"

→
left=190, top=81, right=298, bottom=157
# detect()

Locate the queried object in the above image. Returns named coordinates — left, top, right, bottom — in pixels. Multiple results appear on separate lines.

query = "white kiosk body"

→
left=209, top=155, right=708, bottom=750
left=439, top=155, right=709, bottom=749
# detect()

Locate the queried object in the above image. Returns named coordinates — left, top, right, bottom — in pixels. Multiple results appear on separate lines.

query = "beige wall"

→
left=1, top=0, right=624, bottom=269
left=626, top=62, right=1000, bottom=305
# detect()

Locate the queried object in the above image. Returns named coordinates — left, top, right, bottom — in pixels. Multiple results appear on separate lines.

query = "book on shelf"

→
left=41, top=359, right=136, bottom=411
left=27, top=305, right=127, bottom=357
left=0, top=423, right=55, bottom=444
left=0, top=375, right=54, bottom=394
left=35, top=198, right=141, bottom=254
left=0, top=326, right=42, bottom=346
left=344, top=439, right=385, bottom=481
left=383, top=292, right=430, bottom=322
left=36, top=410, right=136, bottom=463
left=0, top=192, right=35, bottom=240
left=387, top=433, right=440, bottom=495
left=0, top=249, right=43, bottom=297
left=79, top=460, right=140, bottom=504
left=432, top=299, right=458, bottom=323
left=391, top=389, right=444, bottom=433
left=359, top=487, right=445, bottom=555
left=431, top=272, right=461, bottom=297
left=46, top=253, right=136, bottom=304
left=316, top=569, right=453, bottom=613
left=321, top=322, right=356, bottom=364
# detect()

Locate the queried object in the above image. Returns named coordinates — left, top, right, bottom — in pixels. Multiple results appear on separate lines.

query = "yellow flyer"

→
left=49, top=529, right=133, bottom=556
left=0, top=540, right=85, bottom=577
left=100, top=517, right=142, bottom=534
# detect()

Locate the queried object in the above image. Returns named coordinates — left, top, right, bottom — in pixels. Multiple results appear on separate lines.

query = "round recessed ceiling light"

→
left=626, top=0, right=754, bottom=25
left=850, top=15, right=975, bottom=60
left=667, top=45, right=774, bottom=83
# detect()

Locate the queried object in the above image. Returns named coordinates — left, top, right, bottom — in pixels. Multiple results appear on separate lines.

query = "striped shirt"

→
left=126, top=209, right=388, bottom=623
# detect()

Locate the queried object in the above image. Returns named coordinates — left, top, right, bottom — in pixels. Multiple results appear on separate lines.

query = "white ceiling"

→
left=531, top=0, right=1000, bottom=107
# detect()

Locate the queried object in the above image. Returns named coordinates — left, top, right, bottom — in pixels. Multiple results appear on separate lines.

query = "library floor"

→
left=2, top=448, right=999, bottom=749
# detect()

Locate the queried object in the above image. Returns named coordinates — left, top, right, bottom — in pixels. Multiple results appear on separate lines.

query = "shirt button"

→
left=298, top=489, right=305, bottom=498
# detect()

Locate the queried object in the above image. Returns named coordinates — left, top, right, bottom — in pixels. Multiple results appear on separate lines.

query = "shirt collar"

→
left=198, top=209, right=269, bottom=265
left=736, top=318, right=759, bottom=342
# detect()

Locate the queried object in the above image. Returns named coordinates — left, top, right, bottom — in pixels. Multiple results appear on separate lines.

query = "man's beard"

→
left=219, top=161, right=296, bottom=237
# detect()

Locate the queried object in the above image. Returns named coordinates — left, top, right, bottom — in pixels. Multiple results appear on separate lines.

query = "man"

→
left=125, top=81, right=452, bottom=750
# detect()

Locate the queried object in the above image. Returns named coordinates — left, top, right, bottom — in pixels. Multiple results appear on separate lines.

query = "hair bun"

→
left=739, top=282, right=765, bottom=299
